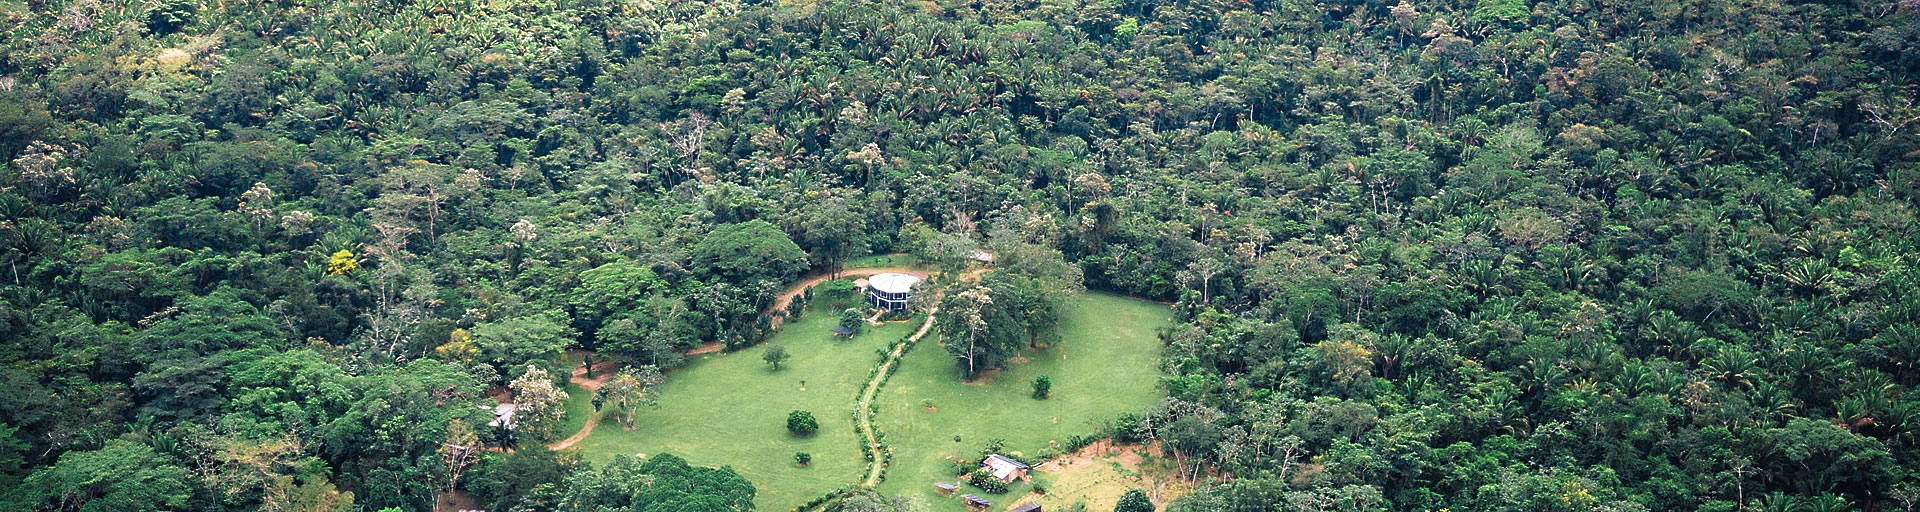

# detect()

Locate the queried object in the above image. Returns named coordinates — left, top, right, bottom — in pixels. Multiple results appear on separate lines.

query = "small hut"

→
left=982, top=454, right=1031, bottom=483
left=1008, top=503, right=1044, bottom=512
left=831, top=326, right=856, bottom=338
left=961, top=494, right=992, bottom=510
left=934, top=482, right=959, bottom=496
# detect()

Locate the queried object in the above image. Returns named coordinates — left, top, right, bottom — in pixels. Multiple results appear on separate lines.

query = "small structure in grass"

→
left=961, top=494, right=992, bottom=510
left=863, top=273, right=920, bottom=311
left=1008, top=503, right=1043, bottom=512
left=830, top=326, right=856, bottom=338
left=982, top=454, right=1031, bottom=483
left=935, top=482, right=958, bottom=496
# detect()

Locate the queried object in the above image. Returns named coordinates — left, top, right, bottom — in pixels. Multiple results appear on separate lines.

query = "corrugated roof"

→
left=868, top=273, right=920, bottom=294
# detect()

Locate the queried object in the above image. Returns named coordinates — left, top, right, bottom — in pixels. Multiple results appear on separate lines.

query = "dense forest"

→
left=1, top=0, right=1918, bottom=509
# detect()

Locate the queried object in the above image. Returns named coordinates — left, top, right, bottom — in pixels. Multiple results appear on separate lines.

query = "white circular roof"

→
left=868, top=273, right=920, bottom=294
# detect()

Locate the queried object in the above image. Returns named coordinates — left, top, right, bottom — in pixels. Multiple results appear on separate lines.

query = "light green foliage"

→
left=570, top=259, right=667, bottom=342
left=16, top=440, right=190, bottom=511
left=470, top=314, right=575, bottom=382
left=691, top=219, right=811, bottom=286
left=1472, top=0, right=1529, bottom=25
left=764, top=345, right=792, bottom=370
left=509, top=366, right=570, bottom=443
left=552, top=454, right=755, bottom=510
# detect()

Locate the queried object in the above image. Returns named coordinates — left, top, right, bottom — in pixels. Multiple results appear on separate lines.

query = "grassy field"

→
left=567, top=291, right=918, bottom=511
left=873, top=292, right=1171, bottom=511
left=845, top=253, right=919, bottom=269
left=557, top=382, right=593, bottom=440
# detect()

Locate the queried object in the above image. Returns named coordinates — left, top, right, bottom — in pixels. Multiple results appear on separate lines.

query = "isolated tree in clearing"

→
left=763, top=345, right=791, bottom=370
left=787, top=410, right=818, bottom=435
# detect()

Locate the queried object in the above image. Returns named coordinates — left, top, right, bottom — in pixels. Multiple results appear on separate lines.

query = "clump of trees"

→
left=593, top=366, right=665, bottom=430
left=967, top=468, right=1009, bottom=494
left=839, top=307, right=868, bottom=337
left=787, top=410, right=819, bottom=436
left=508, top=365, right=570, bottom=444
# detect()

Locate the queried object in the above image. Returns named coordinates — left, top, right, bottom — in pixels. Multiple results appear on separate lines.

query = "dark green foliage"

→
left=691, top=220, right=810, bottom=287
left=1032, top=375, right=1051, bottom=399
left=550, top=453, right=754, bottom=511
left=467, top=444, right=572, bottom=512
left=787, top=410, right=817, bottom=435
left=1115, top=489, right=1153, bottom=512
left=144, top=0, right=198, bottom=35
left=838, top=308, right=866, bottom=337
left=794, top=452, right=811, bottom=466
left=967, top=468, right=1008, bottom=494
left=940, top=274, right=1065, bottom=379
left=0, top=0, right=1916, bottom=508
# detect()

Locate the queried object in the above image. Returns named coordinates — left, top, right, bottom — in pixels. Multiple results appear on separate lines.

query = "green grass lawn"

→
left=845, top=253, right=918, bottom=269
left=568, top=293, right=918, bottom=511
left=873, top=292, right=1170, bottom=511
left=557, top=382, right=593, bottom=440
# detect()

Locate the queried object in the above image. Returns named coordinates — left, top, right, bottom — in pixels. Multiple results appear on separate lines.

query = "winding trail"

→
left=547, top=359, right=618, bottom=451
left=855, top=310, right=939, bottom=487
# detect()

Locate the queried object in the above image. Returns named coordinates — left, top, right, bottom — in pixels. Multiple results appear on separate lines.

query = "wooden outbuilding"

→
left=982, top=454, right=1031, bottom=483
left=934, top=482, right=958, bottom=496
left=961, top=494, right=992, bottom=510
left=1008, top=503, right=1043, bottom=512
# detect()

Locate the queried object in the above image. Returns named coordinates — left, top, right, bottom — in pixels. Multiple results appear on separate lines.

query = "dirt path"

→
left=547, top=357, right=620, bottom=451
left=763, top=267, right=930, bottom=329
left=548, top=410, right=600, bottom=451
left=856, top=309, right=939, bottom=487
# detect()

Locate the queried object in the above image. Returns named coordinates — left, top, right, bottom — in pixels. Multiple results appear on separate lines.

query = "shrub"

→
left=787, top=410, right=818, bottom=435
left=819, top=279, right=857, bottom=296
left=795, top=452, right=812, bottom=466
left=1115, top=489, right=1153, bottom=512
left=839, top=307, right=866, bottom=336
left=1032, top=375, right=1052, bottom=399
left=968, top=468, right=1008, bottom=493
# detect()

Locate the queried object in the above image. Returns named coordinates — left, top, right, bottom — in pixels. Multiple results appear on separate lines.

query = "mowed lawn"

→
left=569, top=293, right=918, bottom=511
left=874, top=293, right=1170, bottom=511
left=558, top=382, right=593, bottom=440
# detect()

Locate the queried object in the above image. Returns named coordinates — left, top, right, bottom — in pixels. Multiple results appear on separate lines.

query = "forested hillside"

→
left=1, top=0, right=1918, bottom=509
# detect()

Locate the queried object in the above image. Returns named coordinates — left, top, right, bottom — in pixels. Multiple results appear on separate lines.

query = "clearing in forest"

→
left=568, top=289, right=919, bottom=512
left=873, top=293, right=1170, bottom=511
